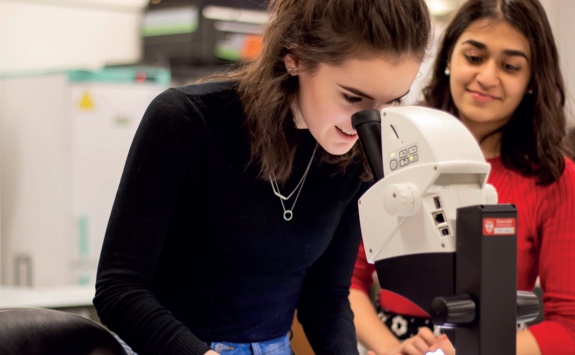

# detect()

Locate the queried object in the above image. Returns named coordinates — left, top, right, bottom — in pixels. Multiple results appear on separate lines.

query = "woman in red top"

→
left=350, top=0, right=575, bottom=354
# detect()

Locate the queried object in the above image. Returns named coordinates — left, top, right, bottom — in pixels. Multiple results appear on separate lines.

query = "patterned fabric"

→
left=373, top=291, right=442, bottom=340
left=379, top=309, right=442, bottom=340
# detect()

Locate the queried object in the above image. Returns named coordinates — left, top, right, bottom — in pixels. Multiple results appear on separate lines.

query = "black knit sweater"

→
left=94, top=81, right=369, bottom=355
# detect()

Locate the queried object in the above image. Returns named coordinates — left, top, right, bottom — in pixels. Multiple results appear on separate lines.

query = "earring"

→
left=287, top=67, right=296, bottom=76
left=444, top=67, right=450, bottom=76
left=527, top=89, right=534, bottom=94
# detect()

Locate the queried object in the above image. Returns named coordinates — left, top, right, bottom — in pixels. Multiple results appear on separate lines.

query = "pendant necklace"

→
left=270, top=143, right=318, bottom=221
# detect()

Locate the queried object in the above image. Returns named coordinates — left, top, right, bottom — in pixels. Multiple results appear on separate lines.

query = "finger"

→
left=430, top=337, right=455, bottom=355
left=409, top=336, right=435, bottom=353
left=432, top=336, right=453, bottom=348
left=400, top=341, right=428, bottom=355
left=416, top=327, right=437, bottom=344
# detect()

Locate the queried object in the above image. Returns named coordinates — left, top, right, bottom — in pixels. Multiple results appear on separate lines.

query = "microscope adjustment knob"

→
left=430, top=294, right=476, bottom=326
left=517, top=290, right=540, bottom=323
left=383, top=183, right=419, bottom=216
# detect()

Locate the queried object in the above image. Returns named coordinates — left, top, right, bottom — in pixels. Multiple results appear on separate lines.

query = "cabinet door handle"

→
left=15, top=254, right=32, bottom=286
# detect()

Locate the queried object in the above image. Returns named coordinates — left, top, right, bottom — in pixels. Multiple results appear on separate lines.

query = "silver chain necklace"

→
left=270, top=143, right=318, bottom=221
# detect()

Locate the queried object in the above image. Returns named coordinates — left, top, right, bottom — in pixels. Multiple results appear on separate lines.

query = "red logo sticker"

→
left=483, top=218, right=516, bottom=236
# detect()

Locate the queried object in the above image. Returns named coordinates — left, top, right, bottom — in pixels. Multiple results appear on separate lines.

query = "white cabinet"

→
left=0, top=67, right=169, bottom=286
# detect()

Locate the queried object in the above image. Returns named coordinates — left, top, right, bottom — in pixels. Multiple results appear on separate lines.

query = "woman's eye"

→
left=392, top=98, right=403, bottom=106
left=343, top=93, right=362, bottom=104
left=465, top=54, right=482, bottom=64
left=503, top=63, right=519, bottom=72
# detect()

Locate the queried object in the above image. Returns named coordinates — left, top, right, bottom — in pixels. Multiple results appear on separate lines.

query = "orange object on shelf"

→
left=241, top=34, right=263, bottom=60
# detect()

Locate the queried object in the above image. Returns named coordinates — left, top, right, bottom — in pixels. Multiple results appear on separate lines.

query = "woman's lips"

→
left=468, top=89, right=498, bottom=103
left=336, top=126, right=358, bottom=141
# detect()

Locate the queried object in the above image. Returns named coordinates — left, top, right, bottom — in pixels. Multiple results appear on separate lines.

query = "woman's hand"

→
left=426, top=334, right=455, bottom=355
left=367, top=327, right=436, bottom=355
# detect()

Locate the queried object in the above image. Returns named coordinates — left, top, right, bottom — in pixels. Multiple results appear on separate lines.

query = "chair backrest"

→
left=0, top=307, right=127, bottom=355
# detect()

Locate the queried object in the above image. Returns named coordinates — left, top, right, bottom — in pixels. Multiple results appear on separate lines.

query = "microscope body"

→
left=354, top=107, right=538, bottom=354
left=358, top=106, right=495, bottom=264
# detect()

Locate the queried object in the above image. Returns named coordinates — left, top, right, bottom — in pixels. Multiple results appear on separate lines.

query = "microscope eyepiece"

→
left=352, top=109, right=384, bottom=181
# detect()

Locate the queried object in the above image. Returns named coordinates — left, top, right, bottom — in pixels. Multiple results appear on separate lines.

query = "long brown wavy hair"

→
left=222, top=0, right=431, bottom=182
left=422, top=0, right=568, bottom=186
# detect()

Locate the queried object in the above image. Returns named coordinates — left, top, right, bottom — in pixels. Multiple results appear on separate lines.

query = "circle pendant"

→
left=283, top=210, right=293, bottom=221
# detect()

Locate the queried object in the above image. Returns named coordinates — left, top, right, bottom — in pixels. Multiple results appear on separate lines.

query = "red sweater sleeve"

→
left=489, top=158, right=575, bottom=354
left=351, top=242, right=428, bottom=317
left=530, top=160, right=575, bottom=353
left=350, top=242, right=376, bottom=294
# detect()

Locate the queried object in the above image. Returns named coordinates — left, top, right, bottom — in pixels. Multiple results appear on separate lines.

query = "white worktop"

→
left=0, top=285, right=94, bottom=309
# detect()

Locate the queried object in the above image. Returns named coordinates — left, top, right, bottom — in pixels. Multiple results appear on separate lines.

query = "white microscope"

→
left=352, top=107, right=540, bottom=355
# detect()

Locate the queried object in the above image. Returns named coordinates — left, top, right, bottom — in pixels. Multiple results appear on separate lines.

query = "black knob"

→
left=517, top=290, right=540, bottom=323
left=430, top=294, right=476, bottom=326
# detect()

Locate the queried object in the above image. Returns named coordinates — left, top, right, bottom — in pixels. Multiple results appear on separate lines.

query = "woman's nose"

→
left=476, top=61, right=499, bottom=87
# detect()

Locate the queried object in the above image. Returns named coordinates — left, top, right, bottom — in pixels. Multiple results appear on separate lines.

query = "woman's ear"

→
left=283, top=53, right=300, bottom=73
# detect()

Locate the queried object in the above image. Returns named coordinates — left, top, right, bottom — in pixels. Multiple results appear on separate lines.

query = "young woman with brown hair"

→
left=93, top=0, right=432, bottom=354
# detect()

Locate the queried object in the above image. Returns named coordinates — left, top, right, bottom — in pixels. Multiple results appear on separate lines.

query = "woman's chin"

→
left=321, top=141, right=357, bottom=156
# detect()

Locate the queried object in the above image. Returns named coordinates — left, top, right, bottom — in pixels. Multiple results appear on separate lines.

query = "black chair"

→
left=0, top=308, right=127, bottom=355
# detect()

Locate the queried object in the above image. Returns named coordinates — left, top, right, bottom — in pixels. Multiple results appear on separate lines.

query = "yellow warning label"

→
left=78, top=92, right=94, bottom=110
